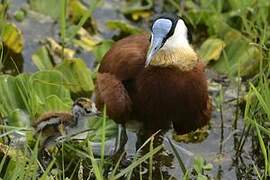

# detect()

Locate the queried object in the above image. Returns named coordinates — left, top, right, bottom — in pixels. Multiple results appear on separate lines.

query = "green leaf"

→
left=194, top=155, right=204, bottom=174
left=56, top=59, right=94, bottom=95
left=197, top=174, right=208, bottom=180
left=3, top=154, right=27, bottom=180
left=0, top=75, right=24, bottom=116
left=203, top=163, right=213, bottom=171
left=29, top=70, right=71, bottom=117
left=92, top=40, right=113, bottom=62
left=14, top=9, right=26, bottom=22
left=32, top=46, right=54, bottom=70
left=89, top=117, right=118, bottom=141
left=28, top=0, right=61, bottom=19
left=30, top=70, right=71, bottom=103
left=30, top=70, right=70, bottom=100
left=15, top=73, right=37, bottom=118
left=7, top=109, right=30, bottom=128
left=212, top=31, right=261, bottom=77
left=199, top=38, right=226, bottom=63
left=68, top=0, right=90, bottom=23
left=1, top=23, right=24, bottom=54
left=39, top=95, right=72, bottom=115
left=106, top=20, right=142, bottom=35
left=0, top=71, right=73, bottom=122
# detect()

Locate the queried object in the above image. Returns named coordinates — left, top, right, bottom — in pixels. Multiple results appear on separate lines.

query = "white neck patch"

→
left=161, top=19, right=189, bottom=50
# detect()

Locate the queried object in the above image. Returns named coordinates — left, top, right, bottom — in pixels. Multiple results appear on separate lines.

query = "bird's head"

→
left=145, top=15, right=194, bottom=67
left=72, top=98, right=100, bottom=120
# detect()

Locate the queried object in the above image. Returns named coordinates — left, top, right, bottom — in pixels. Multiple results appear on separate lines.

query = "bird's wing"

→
left=98, top=34, right=150, bottom=81
left=95, top=73, right=132, bottom=124
left=33, top=112, right=73, bottom=132
left=95, top=34, right=150, bottom=123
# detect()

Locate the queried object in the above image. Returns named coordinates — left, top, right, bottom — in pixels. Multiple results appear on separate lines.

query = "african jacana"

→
left=95, top=15, right=211, bottom=136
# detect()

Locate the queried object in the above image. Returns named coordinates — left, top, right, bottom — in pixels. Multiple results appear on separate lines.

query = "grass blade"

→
left=113, top=145, right=162, bottom=179
left=167, top=138, right=187, bottom=175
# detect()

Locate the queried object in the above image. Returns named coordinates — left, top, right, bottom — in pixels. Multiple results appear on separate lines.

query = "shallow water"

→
left=163, top=81, right=253, bottom=179
left=7, top=1, right=258, bottom=179
left=123, top=75, right=255, bottom=179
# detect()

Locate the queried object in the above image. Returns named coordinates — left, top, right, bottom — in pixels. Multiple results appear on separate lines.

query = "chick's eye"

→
left=85, top=108, right=91, bottom=113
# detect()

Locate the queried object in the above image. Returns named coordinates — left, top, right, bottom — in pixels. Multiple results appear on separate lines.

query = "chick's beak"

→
left=94, top=110, right=101, bottom=116
left=145, top=34, right=165, bottom=67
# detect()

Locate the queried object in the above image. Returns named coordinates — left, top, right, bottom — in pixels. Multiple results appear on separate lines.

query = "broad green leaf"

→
left=106, top=20, right=142, bottom=35
left=7, top=109, right=30, bottom=128
left=1, top=23, right=24, bottom=54
left=28, top=0, right=61, bottom=19
left=3, top=157, right=26, bottom=180
left=197, top=14, right=262, bottom=77
left=15, top=74, right=43, bottom=118
left=212, top=31, right=261, bottom=76
left=0, top=75, right=24, bottom=116
left=197, top=174, right=208, bottom=180
left=206, top=14, right=233, bottom=36
left=92, top=40, right=113, bottom=62
left=39, top=95, right=72, bottom=115
left=89, top=117, right=118, bottom=141
left=203, top=163, right=213, bottom=171
left=0, top=71, right=73, bottom=122
left=56, top=59, right=94, bottom=95
left=66, top=0, right=102, bottom=42
left=68, top=0, right=89, bottom=23
left=30, top=70, right=71, bottom=102
left=194, top=155, right=204, bottom=174
left=32, top=46, right=54, bottom=70
left=199, top=38, right=226, bottom=63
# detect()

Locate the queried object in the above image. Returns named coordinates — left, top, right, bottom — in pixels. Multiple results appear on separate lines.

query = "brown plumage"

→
left=33, top=112, right=74, bottom=134
left=95, top=17, right=211, bottom=135
left=33, top=98, right=99, bottom=147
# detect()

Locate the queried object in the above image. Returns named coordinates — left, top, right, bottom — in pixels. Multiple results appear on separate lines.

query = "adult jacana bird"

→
left=95, top=15, right=211, bottom=137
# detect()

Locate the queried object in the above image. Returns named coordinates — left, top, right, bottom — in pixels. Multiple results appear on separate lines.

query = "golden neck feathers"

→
left=149, top=46, right=199, bottom=71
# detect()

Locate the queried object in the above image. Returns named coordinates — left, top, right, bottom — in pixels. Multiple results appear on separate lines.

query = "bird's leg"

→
left=113, top=125, right=126, bottom=154
left=124, top=128, right=138, bottom=158
left=117, top=127, right=139, bottom=167
left=111, top=125, right=127, bottom=159
left=38, top=136, right=56, bottom=169
left=58, top=123, right=66, bottom=137
left=111, top=125, right=138, bottom=166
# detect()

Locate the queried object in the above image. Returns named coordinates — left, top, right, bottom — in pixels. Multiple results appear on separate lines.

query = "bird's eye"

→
left=85, top=108, right=91, bottom=113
